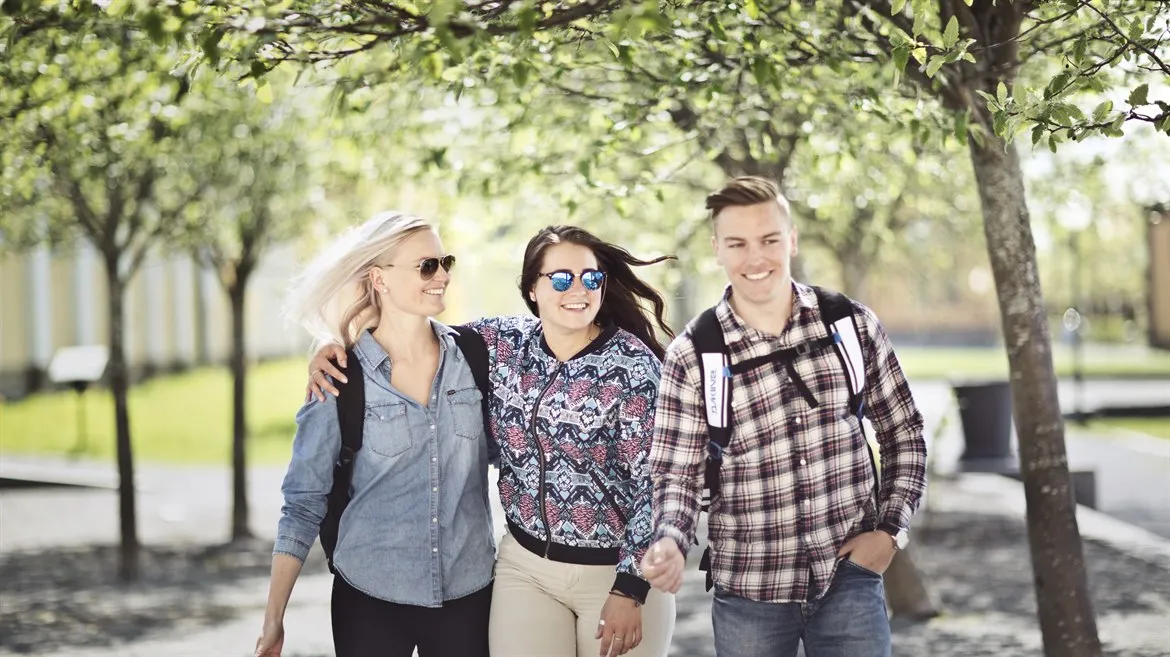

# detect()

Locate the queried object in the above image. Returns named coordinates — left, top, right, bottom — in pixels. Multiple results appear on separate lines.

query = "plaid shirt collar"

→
left=715, top=281, right=820, bottom=347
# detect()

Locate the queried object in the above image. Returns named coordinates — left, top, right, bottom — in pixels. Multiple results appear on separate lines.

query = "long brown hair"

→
left=519, top=225, right=676, bottom=359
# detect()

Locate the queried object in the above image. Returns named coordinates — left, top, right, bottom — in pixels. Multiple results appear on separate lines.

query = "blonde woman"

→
left=254, top=212, right=494, bottom=657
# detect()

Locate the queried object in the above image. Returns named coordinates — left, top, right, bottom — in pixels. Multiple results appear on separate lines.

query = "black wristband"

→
left=611, top=572, right=650, bottom=605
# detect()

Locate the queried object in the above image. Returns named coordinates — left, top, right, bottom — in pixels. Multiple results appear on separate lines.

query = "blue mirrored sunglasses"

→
left=539, top=269, right=606, bottom=292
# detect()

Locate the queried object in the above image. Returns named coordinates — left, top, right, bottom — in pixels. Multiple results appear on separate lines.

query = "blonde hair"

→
left=285, top=211, right=434, bottom=348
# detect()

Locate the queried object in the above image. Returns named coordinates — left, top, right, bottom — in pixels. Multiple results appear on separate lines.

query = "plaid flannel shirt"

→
left=649, top=282, right=927, bottom=603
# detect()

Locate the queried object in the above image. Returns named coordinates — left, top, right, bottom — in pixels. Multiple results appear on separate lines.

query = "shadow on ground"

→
left=0, top=539, right=328, bottom=655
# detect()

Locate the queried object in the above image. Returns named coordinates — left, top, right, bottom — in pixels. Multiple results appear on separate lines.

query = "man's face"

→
left=712, top=200, right=798, bottom=307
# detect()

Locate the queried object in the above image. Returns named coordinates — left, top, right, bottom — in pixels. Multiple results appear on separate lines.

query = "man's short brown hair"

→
left=705, top=176, right=790, bottom=221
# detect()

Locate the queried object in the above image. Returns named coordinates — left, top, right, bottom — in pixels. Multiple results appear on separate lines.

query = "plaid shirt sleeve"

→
left=648, top=336, right=708, bottom=555
left=857, top=305, right=928, bottom=530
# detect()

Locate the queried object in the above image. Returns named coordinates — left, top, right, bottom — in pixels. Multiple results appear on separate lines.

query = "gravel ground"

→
left=3, top=510, right=1168, bottom=657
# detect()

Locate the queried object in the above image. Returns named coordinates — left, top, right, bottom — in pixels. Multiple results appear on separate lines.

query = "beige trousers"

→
left=488, top=532, right=676, bottom=657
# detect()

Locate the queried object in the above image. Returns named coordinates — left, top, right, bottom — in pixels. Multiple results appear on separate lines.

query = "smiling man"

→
left=641, top=176, right=927, bottom=657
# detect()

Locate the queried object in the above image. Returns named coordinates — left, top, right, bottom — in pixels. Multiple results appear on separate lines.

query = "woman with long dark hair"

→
left=309, top=225, right=678, bottom=656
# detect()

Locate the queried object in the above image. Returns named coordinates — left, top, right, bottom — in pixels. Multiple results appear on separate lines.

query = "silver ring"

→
left=598, top=619, right=606, bottom=627
left=614, top=636, right=624, bottom=642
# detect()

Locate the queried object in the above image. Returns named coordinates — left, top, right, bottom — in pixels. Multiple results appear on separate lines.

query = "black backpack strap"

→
left=451, top=325, right=500, bottom=466
left=687, top=307, right=731, bottom=592
left=321, top=348, right=364, bottom=575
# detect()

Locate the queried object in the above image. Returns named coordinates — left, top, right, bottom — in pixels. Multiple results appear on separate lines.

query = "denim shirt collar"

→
left=352, top=320, right=459, bottom=373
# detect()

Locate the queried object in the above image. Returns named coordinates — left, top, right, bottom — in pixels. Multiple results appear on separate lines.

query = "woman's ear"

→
left=368, top=267, right=387, bottom=295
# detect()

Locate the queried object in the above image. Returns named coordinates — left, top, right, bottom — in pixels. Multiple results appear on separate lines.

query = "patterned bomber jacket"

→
left=466, top=314, right=659, bottom=601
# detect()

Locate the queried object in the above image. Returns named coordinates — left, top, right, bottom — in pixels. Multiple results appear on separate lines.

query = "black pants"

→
left=331, top=576, right=492, bottom=657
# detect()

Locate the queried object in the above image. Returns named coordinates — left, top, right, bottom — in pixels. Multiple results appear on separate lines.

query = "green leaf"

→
left=926, top=56, right=944, bottom=78
left=512, top=61, right=529, bottom=87
left=751, top=57, right=773, bottom=86
left=1049, top=135, right=1059, bottom=153
left=996, top=81, right=1008, bottom=104
left=1092, top=100, right=1112, bottom=122
left=199, top=28, right=225, bottom=67
left=1031, top=125, right=1045, bottom=146
left=1044, top=72, right=1072, bottom=100
left=256, top=83, right=273, bottom=104
left=943, top=16, right=959, bottom=48
left=707, top=16, right=728, bottom=41
left=892, top=45, right=910, bottom=73
left=1128, top=17, right=1145, bottom=41
left=911, top=0, right=929, bottom=35
left=911, top=47, right=927, bottom=64
left=517, top=6, right=537, bottom=36
left=141, top=11, right=166, bottom=44
left=423, top=51, right=444, bottom=79
left=744, top=0, right=760, bottom=20
left=1128, top=83, right=1149, bottom=107
left=993, top=111, right=1007, bottom=137
left=891, top=0, right=907, bottom=14
left=954, top=111, right=968, bottom=143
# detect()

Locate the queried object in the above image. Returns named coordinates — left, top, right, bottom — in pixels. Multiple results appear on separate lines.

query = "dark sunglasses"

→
left=538, top=269, right=606, bottom=292
left=387, top=254, right=456, bottom=280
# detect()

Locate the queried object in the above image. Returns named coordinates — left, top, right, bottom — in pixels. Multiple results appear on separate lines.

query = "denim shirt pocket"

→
left=364, top=401, right=411, bottom=457
left=447, top=387, right=483, bottom=440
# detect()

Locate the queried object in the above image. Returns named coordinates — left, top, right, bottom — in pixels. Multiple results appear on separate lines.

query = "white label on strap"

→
left=831, top=317, right=866, bottom=396
left=701, top=352, right=729, bottom=428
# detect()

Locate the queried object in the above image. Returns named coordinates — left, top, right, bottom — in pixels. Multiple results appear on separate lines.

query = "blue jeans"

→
left=712, top=560, right=891, bottom=657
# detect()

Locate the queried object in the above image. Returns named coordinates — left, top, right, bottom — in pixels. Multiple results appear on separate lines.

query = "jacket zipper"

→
left=532, top=364, right=562, bottom=558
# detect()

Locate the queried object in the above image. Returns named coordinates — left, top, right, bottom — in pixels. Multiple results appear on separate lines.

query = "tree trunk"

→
left=105, top=263, right=139, bottom=581
left=838, top=253, right=869, bottom=300
left=884, top=545, right=939, bottom=620
left=968, top=133, right=1101, bottom=657
left=229, top=280, right=251, bottom=542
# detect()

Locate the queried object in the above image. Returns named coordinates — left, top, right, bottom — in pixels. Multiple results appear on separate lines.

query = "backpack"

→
left=688, top=286, right=875, bottom=591
left=319, top=325, right=497, bottom=574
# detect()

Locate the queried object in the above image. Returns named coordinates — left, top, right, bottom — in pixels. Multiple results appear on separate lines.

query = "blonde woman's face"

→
left=372, top=229, right=452, bottom=319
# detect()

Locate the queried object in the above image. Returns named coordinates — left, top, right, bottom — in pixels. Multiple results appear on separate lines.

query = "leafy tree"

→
left=1, top=4, right=209, bottom=580
left=178, top=75, right=318, bottom=542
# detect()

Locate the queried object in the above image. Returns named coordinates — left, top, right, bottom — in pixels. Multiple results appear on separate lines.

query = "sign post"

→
left=47, top=346, right=109, bottom=455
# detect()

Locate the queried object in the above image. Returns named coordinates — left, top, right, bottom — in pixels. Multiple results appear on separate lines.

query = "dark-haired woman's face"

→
left=529, top=242, right=603, bottom=334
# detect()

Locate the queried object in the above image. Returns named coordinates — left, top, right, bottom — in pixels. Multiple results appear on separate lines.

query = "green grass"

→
left=1, top=344, right=1167, bottom=465
left=895, top=345, right=1170, bottom=380
left=1092, top=417, right=1170, bottom=440
left=0, top=359, right=307, bottom=465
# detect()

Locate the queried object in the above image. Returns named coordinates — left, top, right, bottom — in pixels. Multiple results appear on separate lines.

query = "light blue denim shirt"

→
left=273, top=322, right=495, bottom=607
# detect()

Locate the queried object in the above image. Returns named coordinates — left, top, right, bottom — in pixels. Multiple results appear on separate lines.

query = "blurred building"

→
left=0, top=240, right=309, bottom=399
